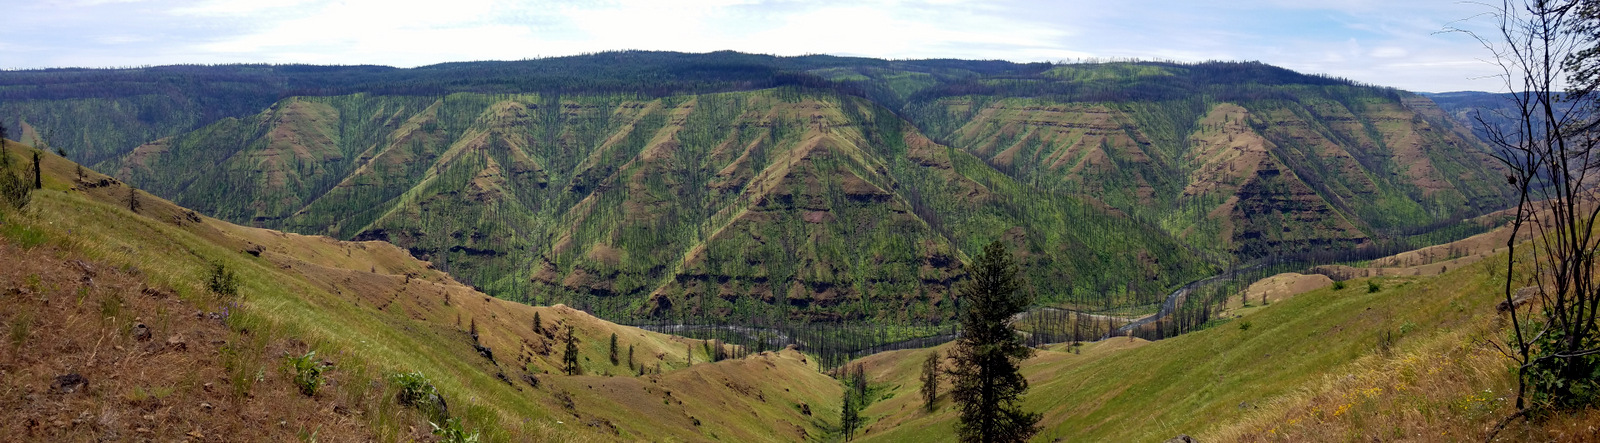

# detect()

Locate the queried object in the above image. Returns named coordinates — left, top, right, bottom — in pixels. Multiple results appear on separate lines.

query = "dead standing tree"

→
left=1453, top=0, right=1600, bottom=436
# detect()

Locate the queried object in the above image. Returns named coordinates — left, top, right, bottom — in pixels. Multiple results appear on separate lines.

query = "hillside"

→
left=894, top=63, right=1510, bottom=257
left=4, top=136, right=1591, bottom=442
left=95, top=89, right=1206, bottom=322
left=0, top=53, right=1513, bottom=327
left=0, top=140, right=848, bottom=441
left=840, top=234, right=1594, bottom=442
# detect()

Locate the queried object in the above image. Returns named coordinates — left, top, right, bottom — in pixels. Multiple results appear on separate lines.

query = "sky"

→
left=0, top=0, right=1513, bottom=93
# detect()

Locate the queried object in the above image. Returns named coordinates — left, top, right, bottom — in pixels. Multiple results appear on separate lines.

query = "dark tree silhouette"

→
left=921, top=350, right=941, bottom=413
left=947, top=241, right=1039, bottom=443
left=840, top=384, right=861, bottom=441
left=31, top=150, right=40, bottom=189
left=609, top=333, right=619, bottom=366
left=127, top=186, right=141, bottom=214
left=562, top=325, right=581, bottom=376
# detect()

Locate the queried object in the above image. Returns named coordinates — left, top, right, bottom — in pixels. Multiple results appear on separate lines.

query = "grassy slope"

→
left=1, top=141, right=845, bottom=442
left=848, top=238, right=1588, bottom=442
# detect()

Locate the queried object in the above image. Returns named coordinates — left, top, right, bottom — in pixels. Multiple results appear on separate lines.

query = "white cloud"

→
left=0, top=0, right=1519, bottom=92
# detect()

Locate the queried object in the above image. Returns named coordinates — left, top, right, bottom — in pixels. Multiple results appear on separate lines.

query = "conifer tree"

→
left=608, top=333, right=619, bottom=366
left=532, top=312, right=542, bottom=334
left=947, top=241, right=1040, bottom=443
left=562, top=325, right=581, bottom=376
left=627, top=344, right=635, bottom=371
left=31, top=150, right=40, bottom=189
left=920, top=351, right=941, bottom=413
left=840, top=386, right=860, bottom=441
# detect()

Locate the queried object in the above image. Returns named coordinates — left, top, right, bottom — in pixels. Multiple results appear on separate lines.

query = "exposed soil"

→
left=0, top=241, right=379, bottom=442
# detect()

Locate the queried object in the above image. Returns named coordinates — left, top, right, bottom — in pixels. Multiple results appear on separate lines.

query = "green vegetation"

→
left=0, top=128, right=31, bottom=211
left=287, top=351, right=327, bottom=396
left=390, top=371, right=449, bottom=423
left=1481, top=0, right=1600, bottom=424
left=207, top=261, right=239, bottom=296
left=85, top=88, right=1203, bottom=326
left=921, top=350, right=941, bottom=413
left=561, top=326, right=580, bottom=375
left=0, top=53, right=1510, bottom=333
left=947, top=241, right=1038, bottom=442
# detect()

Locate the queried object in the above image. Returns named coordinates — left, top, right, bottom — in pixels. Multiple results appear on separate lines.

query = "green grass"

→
left=857, top=259, right=1507, bottom=442
left=3, top=148, right=563, bottom=441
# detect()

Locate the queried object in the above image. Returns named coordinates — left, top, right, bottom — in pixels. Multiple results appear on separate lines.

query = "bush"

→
left=207, top=262, right=239, bottom=296
left=1332, top=280, right=1346, bottom=290
left=390, top=371, right=449, bottom=422
left=431, top=417, right=480, bottom=443
left=0, top=151, right=30, bottom=211
left=1376, top=329, right=1396, bottom=357
left=1366, top=280, right=1380, bottom=293
left=1524, top=322, right=1600, bottom=413
left=287, top=351, right=327, bottom=397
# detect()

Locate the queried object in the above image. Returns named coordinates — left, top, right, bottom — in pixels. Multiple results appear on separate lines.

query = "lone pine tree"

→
left=609, top=333, right=619, bottom=366
left=948, top=241, right=1040, bottom=443
left=31, top=150, right=40, bottom=189
left=921, top=350, right=941, bottom=413
left=562, top=325, right=581, bottom=376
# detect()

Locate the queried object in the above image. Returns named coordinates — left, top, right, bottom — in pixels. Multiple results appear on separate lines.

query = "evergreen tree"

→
left=627, top=344, right=635, bottom=371
left=31, top=150, right=40, bottom=189
left=562, top=325, right=581, bottom=376
left=947, top=241, right=1040, bottom=443
left=608, top=333, right=619, bottom=366
left=532, top=312, right=542, bottom=334
left=840, top=385, right=861, bottom=441
left=921, top=351, right=941, bottom=413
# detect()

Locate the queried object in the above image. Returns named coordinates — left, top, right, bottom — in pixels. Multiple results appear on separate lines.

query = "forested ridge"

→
left=0, top=51, right=1511, bottom=332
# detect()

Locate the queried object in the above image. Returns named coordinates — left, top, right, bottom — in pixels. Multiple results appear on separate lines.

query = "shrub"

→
left=1332, top=280, right=1346, bottom=290
left=1367, top=280, right=1380, bottom=293
left=287, top=351, right=327, bottom=397
left=431, top=417, right=480, bottom=443
left=207, top=262, right=239, bottom=296
left=1237, top=321, right=1252, bottom=331
left=1523, top=321, right=1600, bottom=413
left=1376, top=329, right=1396, bottom=357
left=390, top=371, right=449, bottom=422
left=0, top=150, right=30, bottom=211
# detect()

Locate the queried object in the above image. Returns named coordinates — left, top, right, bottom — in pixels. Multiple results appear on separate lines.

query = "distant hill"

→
left=0, top=52, right=1514, bottom=324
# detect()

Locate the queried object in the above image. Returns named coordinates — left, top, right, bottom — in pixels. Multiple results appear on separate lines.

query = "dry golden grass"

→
left=3, top=141, right=846, bottom=441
